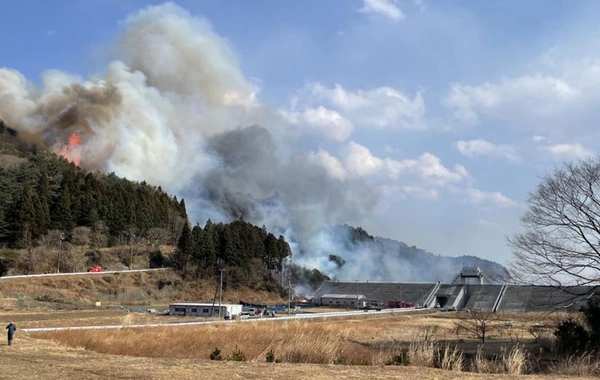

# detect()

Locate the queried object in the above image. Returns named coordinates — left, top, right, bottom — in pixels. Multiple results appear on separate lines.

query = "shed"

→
left=320, top=294, right=368, bottom=308
left=169, top=302, right=243, bottom=319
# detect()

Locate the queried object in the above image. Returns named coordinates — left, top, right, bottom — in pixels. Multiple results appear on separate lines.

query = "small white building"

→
left=169, top=302, right=243, bottom=319
left=320, top=294, right=368, bottom=308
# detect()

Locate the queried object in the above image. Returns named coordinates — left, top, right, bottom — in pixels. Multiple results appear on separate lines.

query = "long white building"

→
left=169, top=302, right=243, bottom=319
left=319, top=294, right=368, bottom=308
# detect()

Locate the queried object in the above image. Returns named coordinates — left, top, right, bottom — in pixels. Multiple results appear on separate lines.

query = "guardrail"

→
left=23, top=307, right=422, bottom=333
left=0, top=268, right=172, bottom=280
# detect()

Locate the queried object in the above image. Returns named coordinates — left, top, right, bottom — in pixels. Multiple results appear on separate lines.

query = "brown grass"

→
left=0, top=269, right=286, bottom=307
left=550, top=352, right=600, bottom=376
left=6, top=333, right=582, bottom=380
left=4, top=310, right=599, bottom=379
left=34, top=319, right=376, bottom=365
left=439, top=344, right=463, bottom=372
left=26, top=313, right=537, bottom=373
left=502, top=345, right=527, bottom=375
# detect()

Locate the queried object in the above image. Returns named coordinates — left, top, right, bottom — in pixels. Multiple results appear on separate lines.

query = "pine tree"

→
left=52, top=184, right=74, bottom=233
left=13, top=186, right=38, bottom=246
left=174, top=222, right=194, bottom=275
left=37, top=174, right=51, bottom=234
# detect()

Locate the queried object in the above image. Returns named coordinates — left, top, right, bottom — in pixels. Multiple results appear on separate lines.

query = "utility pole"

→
left=218, top=269, right=223, bottom=318
left=57, top=233, right=65, bottom=274
left=356, top=280, right=359, bottom=310
left=288, top=274, right=292, bottom=316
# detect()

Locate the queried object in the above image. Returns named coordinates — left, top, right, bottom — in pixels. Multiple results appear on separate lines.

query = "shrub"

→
left=554, top=317, right=589, bottom=354
left=386, top=350, right=410, bottom=366
left=229, top=346, right=246, bottom=362
left=0, top=249, right=18, bottom=276
left=266, top=349, right=276, bottom=363
left=209, top=347, right=222, bottom=361
left=582, top=298, right=600, bottom=349
left=85, top=250, right=104, bottom=268
left=148, top=250, right=166, bottom=268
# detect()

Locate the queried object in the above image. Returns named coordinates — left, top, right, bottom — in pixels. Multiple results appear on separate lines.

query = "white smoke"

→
left=0, top=2, right=384, bottom=279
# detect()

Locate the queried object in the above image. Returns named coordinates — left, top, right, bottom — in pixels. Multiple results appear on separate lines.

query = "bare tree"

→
left=71, top=226, right=91, bottom=246
left=91, top=221, right=109, bottom=248
left=508, top=158, right=600, bottom=287
left=456, top=309, right=497, bottom=343
left=146, top=228, right=171, bottom=247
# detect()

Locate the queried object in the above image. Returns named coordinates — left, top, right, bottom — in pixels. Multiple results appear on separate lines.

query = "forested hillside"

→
left=0, top=122, right=294, bottom=292
left=172, top=218, right=292, bottom=290
left=0, top=122, right=187, bottom=248
left=322, top=225, right=509, bottom=283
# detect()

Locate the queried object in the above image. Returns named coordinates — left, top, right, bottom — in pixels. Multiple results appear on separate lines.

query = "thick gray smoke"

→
left=0, top=2, right=385, bottom=280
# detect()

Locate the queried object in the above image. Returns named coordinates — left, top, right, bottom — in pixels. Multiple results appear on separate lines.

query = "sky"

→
left=1, top=0, right=599, bottom=265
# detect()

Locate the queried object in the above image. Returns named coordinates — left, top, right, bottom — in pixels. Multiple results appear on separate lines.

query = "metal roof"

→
left=169, top=303, right=241, bottom=307
left=320, top=294, right=367, bottom=299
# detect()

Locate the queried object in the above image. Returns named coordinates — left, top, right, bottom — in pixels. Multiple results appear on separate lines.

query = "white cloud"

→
left=455, top=139, right=519, bottom=161
left=360, top=0, right=405, bottom=21
left=282, top=106, right=353, bottom=141
left=544, top=143, right=594, bottom=159
left=444, top=73, right=578, bottom=129
left=401, top=186, right=438, bottom=200
left=532, top=135, right=546, bottom=142
left=301, top=83, right=425, bottom=130
left=344, top=141, right=384, bottom=176
left=344, top=141, right=468, bottom=187
left=306, top=149, right=347, bottom=180
left=46, top=29, right=57, bottom=36
left=442, top=59, right=600, bottom=136
left=465, top=188, right=519, bottom=208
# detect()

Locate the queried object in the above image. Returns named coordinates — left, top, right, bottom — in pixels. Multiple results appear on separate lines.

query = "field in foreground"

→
left=0, top=305, right=597, bottom=379
left=0, top=334, right=591, bottom=380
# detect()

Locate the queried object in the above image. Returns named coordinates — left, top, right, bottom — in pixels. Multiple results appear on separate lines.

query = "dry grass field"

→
left=0, top=310, right=590, bottom=379
left=0, top=269, right=287, bottom=309
left=0, top=274, right=597, bottom=379
left=0, top=310, right=596, bottom=380
left=3, top=334, right=582, bottom=380
left=0, top=321, right=595, bottom=380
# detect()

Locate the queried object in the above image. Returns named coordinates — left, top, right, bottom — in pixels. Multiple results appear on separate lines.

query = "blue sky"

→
left=2, top=0, right=599, bottom=264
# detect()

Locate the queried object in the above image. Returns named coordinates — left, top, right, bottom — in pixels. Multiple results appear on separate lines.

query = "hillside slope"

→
left=0, top=269, right=287, bottom=309
left=315, top=225, right=508, bottom=284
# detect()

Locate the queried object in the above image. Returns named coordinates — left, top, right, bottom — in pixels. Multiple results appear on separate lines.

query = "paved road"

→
left=0, top=268, right=172, bottom=280
left=23, top=307, right=425, bottom=333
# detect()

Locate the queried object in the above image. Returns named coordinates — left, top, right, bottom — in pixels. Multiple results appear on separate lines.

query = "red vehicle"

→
left=87, top=266, right=103, bottom=273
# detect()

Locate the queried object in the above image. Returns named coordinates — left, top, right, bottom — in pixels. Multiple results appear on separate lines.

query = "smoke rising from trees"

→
left=0, top=2, right=385, bottom=279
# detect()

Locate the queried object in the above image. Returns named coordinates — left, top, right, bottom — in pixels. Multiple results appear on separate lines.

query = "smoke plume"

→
left=0, top=2, right=383, bottom=278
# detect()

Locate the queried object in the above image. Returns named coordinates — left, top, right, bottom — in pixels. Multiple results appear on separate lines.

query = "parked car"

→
left=87, top=266, right=103, bottom=273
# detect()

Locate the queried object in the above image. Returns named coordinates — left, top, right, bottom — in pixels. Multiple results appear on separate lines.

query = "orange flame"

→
left=60, top=132, right=82, bottom=166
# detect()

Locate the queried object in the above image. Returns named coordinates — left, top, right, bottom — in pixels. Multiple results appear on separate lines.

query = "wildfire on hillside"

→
left=59, top=132, right=82, bottom=166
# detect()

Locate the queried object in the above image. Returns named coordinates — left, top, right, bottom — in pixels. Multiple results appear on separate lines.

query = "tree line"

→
left=0, top=129, right=187, bottom=247
left=0, top=123, right=295, bottom=291
left=172, top=218, right=292, bottom=290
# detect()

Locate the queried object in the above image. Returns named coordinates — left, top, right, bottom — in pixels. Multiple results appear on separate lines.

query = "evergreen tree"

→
left=174, top=222, right=194, bottom=275
left=52, top=183, right=74, bottom=233
left=12, top=186, right=37, bottom=246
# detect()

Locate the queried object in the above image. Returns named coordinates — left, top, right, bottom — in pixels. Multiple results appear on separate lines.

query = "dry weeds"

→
left=1, top=310, right=598, bottom=379
left=550, top=352, right=600, bottom=376
left=4, top=333, right=576, bottom=380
